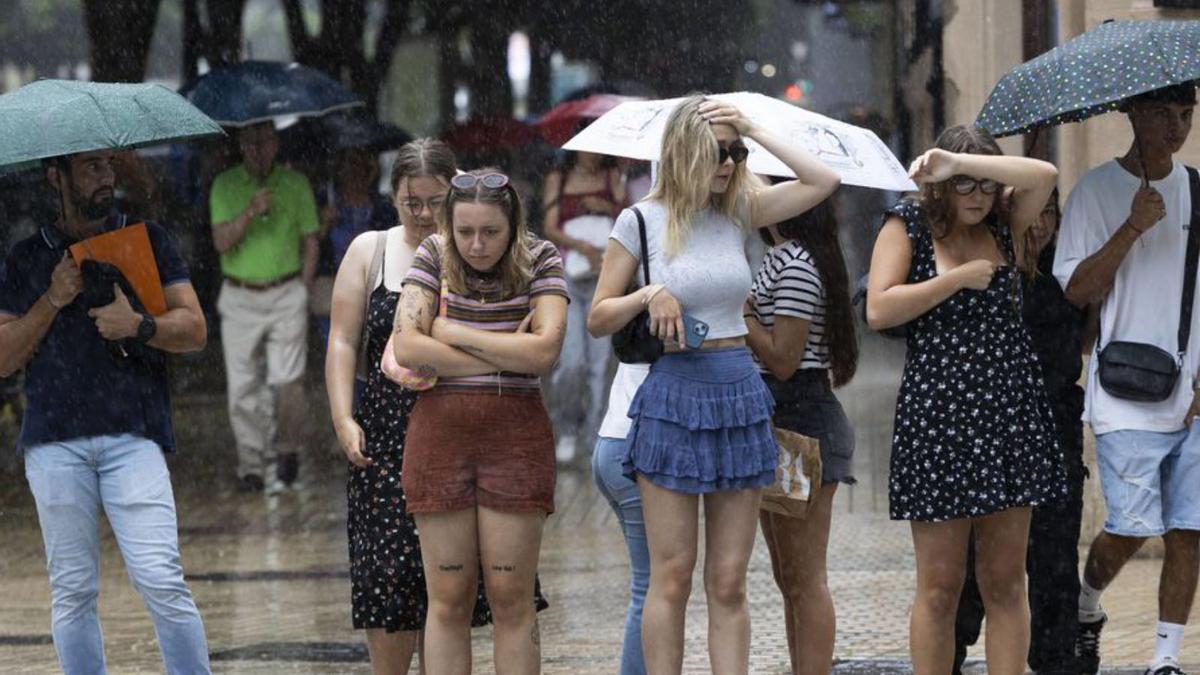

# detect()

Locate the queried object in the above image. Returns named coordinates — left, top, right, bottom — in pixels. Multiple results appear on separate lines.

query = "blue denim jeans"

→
left=23, top=434, right=210, bottom=674
left=592, top=436, right=648, bottom=675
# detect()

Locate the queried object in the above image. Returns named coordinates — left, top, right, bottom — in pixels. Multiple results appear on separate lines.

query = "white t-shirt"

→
left=609, top=199, right=755, bottom=339
left=1053, top=159, right=1198, bottom=434
left=598, top=362, right=652, bottom=439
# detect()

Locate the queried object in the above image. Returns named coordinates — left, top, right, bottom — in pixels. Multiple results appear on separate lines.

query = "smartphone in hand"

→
left=682, top=314, right=709, bottom=350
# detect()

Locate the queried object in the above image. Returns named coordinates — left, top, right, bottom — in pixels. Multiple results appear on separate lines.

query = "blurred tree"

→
left=182, top=0, right=250, bottom=82
left=0, top=0, right=89, bottom=81
left=281, top=0, right=409, bottom=111
left=83, top=0, right=162, bottom=82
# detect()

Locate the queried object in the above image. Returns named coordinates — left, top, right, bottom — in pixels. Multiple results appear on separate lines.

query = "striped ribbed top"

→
left=404, top=233, right=569, bottom=392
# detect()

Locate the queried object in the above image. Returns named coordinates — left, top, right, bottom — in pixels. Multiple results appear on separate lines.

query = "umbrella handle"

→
left=1134, top=134, right=1150, bottom=188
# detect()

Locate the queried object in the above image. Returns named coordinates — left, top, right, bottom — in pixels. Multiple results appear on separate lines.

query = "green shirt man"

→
left=209, top=123, right=319, bottom=285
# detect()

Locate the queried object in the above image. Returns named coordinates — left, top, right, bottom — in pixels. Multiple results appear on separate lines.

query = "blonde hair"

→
left=438, top=168, right=534, bottom=297
left=647, top=95, right=761, bottom=255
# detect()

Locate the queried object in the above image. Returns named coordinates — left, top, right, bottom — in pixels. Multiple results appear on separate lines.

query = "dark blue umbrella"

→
left=179, top=61, right=363, bottom=128
left=976, top=19, right=1200, bottom=137
left=280, top=110, right=413, bottom=162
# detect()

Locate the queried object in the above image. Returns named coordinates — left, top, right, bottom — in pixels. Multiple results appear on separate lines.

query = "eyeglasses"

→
left=717, top=144, right=749, bottom=165
left=397, top=195, right=446, bottom=216
left=950, top=175, right=1000, bottom=196
left=450, top=172, right=510, bottom=190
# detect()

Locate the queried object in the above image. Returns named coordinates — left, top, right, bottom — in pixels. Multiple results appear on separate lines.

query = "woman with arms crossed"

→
left=393, top=169, right=568, bottom=674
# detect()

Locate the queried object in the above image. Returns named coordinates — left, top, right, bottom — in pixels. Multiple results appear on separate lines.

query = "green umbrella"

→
left=0, top=79, right=223, bottom=170
left=976, top=19, right=1200, bottom=137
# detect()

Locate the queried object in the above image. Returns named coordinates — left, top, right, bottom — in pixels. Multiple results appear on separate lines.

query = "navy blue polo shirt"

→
left=0, top=216, right=189, bottom=453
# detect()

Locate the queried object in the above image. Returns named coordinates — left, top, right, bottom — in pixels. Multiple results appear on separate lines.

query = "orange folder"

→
left=69, top=223, right=167, bottom=316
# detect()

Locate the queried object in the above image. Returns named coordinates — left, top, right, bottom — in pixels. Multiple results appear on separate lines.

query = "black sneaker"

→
left=1076, top=612, right=1107, bottom=675
left=1145, top=664, right=1186, bottom=675
left=278, top=452, right=299, bottom=486
left=237, top=474, right=264, bottom=492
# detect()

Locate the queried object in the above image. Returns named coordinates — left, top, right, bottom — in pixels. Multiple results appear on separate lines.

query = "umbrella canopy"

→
left=536, top=94, right=640, bottom=146
left=280, top=111, right=413, bottom=162
left=0, top=79, right=223, bottom=171
left=563, top=92, right=915, bottom=192
left=976, top=19, right=1200, bottom=137
left=442, top=116, right=539, bottom=154
left=180, top=61, right=363, bottom=128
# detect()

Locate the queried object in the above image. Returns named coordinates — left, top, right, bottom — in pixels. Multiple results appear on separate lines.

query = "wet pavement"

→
left=0, top=334, right=1193, bottom=673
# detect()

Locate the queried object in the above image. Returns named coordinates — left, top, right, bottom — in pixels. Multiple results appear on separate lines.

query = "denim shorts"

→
left=763, top=370, right=856, bottom=485
left=1095, top=423, right=1200, bottom=537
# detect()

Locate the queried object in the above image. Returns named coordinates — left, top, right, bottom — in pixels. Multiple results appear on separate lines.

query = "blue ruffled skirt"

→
left=621, top=347, right=778, bottom=494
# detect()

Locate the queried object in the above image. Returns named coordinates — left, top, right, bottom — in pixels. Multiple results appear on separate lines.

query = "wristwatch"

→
left=136, top=313, right=157, bottom=343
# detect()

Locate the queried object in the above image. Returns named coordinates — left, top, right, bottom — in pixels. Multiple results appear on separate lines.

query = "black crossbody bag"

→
left=612, top=206, right=664, bottom=364
left=1097, top=166, right=1200, bottom=402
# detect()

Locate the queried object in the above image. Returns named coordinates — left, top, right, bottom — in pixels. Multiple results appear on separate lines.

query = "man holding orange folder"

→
left=210, top=122, right=320, bottom=495
left=0, top=149, right=211, bottom=673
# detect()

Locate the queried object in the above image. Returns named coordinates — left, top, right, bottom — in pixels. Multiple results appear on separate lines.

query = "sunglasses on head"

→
left=450, top=172, right=510, bottom=190
left=950, top=175, right=1000, bottom=196
left=717, top=143, right=749, bottom=165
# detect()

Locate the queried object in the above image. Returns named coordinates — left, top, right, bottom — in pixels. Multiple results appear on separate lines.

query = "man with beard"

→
left=0, top=149, right=211, bottom=673
left=209, top=122, right=319, bottom=494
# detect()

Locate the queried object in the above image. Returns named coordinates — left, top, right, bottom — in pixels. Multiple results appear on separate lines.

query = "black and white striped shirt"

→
left=749, top=241, right=828, bottom=372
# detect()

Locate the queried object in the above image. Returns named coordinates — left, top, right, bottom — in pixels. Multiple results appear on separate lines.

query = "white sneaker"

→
left=555, top=434, right=577, bottom=463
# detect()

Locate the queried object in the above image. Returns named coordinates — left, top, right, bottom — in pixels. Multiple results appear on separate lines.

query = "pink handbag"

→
left=380, top=280, right=447, bottom=390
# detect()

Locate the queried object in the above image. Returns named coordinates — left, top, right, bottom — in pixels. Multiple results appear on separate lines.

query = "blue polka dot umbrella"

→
left=976, top=19, right=1200, bottom=138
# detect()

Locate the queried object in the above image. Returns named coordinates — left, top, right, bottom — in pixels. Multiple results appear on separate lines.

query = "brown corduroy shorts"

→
left=401, top=389, right=556, bottom=514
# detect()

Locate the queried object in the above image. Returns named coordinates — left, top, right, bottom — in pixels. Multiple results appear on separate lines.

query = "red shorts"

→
left=402, top=389, right=556, bottom=514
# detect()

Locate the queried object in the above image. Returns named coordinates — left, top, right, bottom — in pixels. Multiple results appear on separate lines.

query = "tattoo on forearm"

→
left=437, top=563, right=463, bottom=572
left=414, top=364, right=437, bottom=378
left=461, top=344, right=487, bottom=356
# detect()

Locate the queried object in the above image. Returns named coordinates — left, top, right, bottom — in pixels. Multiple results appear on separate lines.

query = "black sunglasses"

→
left=717, top=144, right=749, bottom=165
left=450, top=172, right=510, bottom=190
left=950, top=175, right=1000, bottom=196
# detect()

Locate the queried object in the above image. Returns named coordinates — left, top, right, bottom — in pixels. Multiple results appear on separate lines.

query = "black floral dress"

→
left=886, top=200, right=1067, bottom=522
left=348, top=279, right=549, bottom=631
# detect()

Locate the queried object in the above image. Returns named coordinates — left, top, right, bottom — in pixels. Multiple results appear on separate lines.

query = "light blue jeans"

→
left=23, top=434, right=210, bottom=675
left=592, top=436, right=648, bottom=675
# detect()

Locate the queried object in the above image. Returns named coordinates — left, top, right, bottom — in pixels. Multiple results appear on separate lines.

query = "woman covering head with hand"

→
left=325, top=139, right=504, bottom=674
left=393, top=168, right=568, bottom=674
left=587, top=94, right=840, bottom=674
left=865, top=124, right=1065, bottom=675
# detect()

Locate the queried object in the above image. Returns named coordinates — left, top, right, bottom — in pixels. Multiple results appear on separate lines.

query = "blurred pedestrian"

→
left=745, top=196, right=859, bottom=674
left=313, top=148, right=398, bottom=343
left=1053, top=82, right=1200, bottom=675
left=542, top=148, right=627, bottom=462
left=393, top=168, right=568, bottom=673
left=587, top=95, right=840, bottom=674
left=0, top=150, right=210, bottom=673
left=866, top=125, right=1063, bottom=675
left=209, top=121, right=320, bottom=494
left=591, top=360, right=652, bottom=674
left=952, top=187, right=1087, bottom=675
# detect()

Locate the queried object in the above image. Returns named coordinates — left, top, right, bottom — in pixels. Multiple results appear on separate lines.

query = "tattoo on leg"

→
left=490, top=564, right=515, bottom=572
left=437, top=563, right=464, bottom=572
left=531, top=616, right=540, bottom=648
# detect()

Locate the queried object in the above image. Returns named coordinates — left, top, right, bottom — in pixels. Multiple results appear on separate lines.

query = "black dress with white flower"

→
left=886, top=200, right=1067, bottom=522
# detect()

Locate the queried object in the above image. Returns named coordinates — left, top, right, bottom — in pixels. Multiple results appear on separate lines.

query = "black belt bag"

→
left=1097, top=166, right=1200, bottom=402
